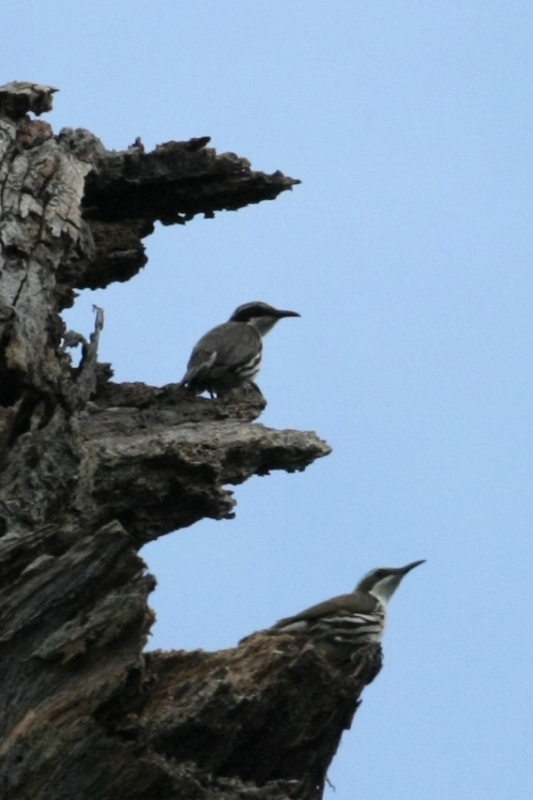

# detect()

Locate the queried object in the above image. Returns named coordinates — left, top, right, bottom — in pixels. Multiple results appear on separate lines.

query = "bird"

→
left=180, top=301, right=300, bottom=397
left=248, top=560, right=425, bottom=664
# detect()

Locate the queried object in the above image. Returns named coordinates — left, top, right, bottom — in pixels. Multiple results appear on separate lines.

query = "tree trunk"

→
left=0, top=82, right=380, bottom=800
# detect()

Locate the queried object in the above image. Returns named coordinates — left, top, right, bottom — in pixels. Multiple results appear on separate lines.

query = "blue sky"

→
left=4, top=3, right=533, bottom=798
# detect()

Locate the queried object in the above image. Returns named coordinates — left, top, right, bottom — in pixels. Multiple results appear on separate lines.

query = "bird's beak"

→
left=399, top=560, right=426, bottom=574
left=274, top=309, right=300, bottom=319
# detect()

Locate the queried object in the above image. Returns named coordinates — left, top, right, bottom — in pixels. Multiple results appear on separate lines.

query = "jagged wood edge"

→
left=0, top=82, right=381, bottom=800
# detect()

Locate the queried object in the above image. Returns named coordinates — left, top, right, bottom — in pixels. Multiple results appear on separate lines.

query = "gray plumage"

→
left=245, top=561, right=425, bottom=664
left=273, top=590, right=380, bottom=631
left=181, top=301, right=300, bottom=397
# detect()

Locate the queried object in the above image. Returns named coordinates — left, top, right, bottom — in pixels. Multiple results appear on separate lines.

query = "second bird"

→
left=180, top=301, right=300, bottom=397
left=253, top=560, right=426, bottom=665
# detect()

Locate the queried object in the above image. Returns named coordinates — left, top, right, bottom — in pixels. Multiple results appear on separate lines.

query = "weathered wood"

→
left=0, top=82, right=377, bottom=800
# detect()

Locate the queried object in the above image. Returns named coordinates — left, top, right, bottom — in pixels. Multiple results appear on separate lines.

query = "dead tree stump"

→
left=0, top=82, right=379, bottom=800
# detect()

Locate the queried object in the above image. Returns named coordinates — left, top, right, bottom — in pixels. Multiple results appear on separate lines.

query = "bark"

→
left=0, top=82, right=380, bottom=800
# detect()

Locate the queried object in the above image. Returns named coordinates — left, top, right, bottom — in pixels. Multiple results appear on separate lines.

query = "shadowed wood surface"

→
left=0, top=81, right=378, bottom=800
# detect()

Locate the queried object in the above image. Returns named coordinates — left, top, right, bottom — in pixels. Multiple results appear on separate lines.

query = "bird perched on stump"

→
left=246, top=560, right=425, bottom=664
left=180, top=301, right=300, bottom=397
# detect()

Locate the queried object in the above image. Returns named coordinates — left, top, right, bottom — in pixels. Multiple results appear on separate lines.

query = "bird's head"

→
left=229, top=302, right=300, bottom=336
left=356, top=560, right=425, bottom=605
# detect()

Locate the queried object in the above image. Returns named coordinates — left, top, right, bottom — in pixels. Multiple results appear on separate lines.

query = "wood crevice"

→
left=0, top=81, right=377, bottom=800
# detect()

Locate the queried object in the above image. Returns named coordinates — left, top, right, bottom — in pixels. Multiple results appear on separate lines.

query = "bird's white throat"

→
left=247, top=317, right=278, bottom=336
left=368, top=574, right=403, bottom=605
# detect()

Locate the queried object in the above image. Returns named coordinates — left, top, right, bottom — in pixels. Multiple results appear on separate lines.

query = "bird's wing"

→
left=272, top=591, right=378, bottom=630
left=182, top=322, right=260, bottom=383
